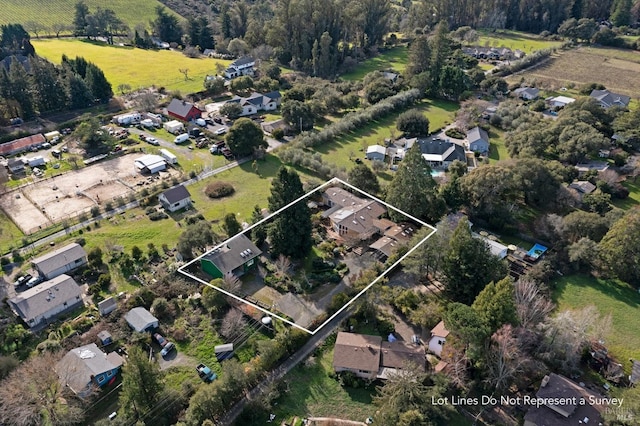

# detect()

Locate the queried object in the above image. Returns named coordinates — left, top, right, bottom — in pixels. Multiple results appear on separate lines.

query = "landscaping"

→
left=33, top=39, right=230, bottom=93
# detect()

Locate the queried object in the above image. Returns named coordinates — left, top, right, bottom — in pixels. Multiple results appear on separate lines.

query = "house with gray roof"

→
left=8, top=274, right=83, bottom=328
left=224, top=91, right=282, bottom=117
left=56, top=343, right=123, bottom=397
left=98, top=296, right=117, bottom=316
left=514, top=87, right=540, bottom=100
left=416, top=139, right=467, bottom=169
left=7, top=158, right=25, bottom=174
left=322, top=187, right=387, bottom=241
left=31, top=242, right=88, bottom=280
left=224, top=56, right=255, bottom=79
left=167, top=98, right=203, bottom=122
left=125, top=307, right=159, bottom=332
left=159, top=185, right=192, bottom=212
left=466, top=126, right=490, bottom=153
left=201, top=234, right=261, bottom=279
left=589, top=89, right=630, bottom=108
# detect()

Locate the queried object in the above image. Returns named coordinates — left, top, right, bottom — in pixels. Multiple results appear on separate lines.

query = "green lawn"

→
left=341, top=46, right=409, bottom=81
left=0, top=0, right=179, bottom=30
left=474, top=29, right=563, bottom=54
left=553, top=274, right=640, bottom=365
left=316, top=98, right=459, bottom=172
left=613, top=179, right=640, bottom=209
left=0, top=209, right=24, bottom=255
left=488, top=128, right=509, bottom=163
left=33, top=39, right=230, bottom=93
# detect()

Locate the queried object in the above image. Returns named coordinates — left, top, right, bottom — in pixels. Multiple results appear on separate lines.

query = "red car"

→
left=153, top=333, right=168, bottom=347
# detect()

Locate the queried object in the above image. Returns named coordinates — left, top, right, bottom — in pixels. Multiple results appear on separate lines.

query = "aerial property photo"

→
left=2, top=1, right=640, bottom=425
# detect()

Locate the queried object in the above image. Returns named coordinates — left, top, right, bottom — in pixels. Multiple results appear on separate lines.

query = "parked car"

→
left=26, top=276, right=43, bottom=288
left=160, top=342, right=175, bottom=357
left=146, top=137, right=159, bottom=146
left=196, top=364, right=217, bottom=382
left=14, top=274, right=32, bottom=287
left=214, top=127, right=227, bottom=135
left=153, top=333, right=168, bottom=347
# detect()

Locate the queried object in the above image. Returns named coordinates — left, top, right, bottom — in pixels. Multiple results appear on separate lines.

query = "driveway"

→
left=155, top=346, right=198, bottom=371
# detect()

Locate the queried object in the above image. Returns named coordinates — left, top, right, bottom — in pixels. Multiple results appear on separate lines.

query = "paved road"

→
left=218, top=305, right=354, bottom=426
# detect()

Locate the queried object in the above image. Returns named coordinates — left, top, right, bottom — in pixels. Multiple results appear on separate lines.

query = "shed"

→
left=134, top=154, right=166, bottom=174
left=159, top=185, right=192, bottom=212
left=28, top=156, right=45, bottom=167
left=428, top=321, right=449, bottom=357
left=98, top=296, right=117, bottom=316
left=214, top=343, right=234, bottom=361
left=366, top=144, right=387, bottom=161
left=163, top=120, right=184, bottom=134
left=44, top=131, right=61, bottom=142
left=97, top=330, right=113, bottom=345
left=0, top=133, right=46, bottom=156
left=125, top=307, right=158, bottom=332
left=7, top=158, right=25, bottom=174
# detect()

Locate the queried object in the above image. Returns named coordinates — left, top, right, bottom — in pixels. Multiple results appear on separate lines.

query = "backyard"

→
left=32, top=39, right=230, bottom=93
left=340, top=46, right=409, bottom=81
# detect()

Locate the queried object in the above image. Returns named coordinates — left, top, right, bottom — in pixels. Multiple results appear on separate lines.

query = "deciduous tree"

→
left=225, top=118, right=267, bottom=157
left=599, top=210, right=640, bottom=284
left=472, top=276, right=517, bottom=333
left=347, top=163, right=380, bottom=194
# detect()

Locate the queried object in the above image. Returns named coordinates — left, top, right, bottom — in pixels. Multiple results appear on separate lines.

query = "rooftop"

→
left=333, top=332, right=382, bottom=373
left=56, top=343, right=123, bottom=394
left=31, top=243, right=87, bottom=277
left=202, top=234, right=262, bottom=276
left=161, top=185, right=191, bottom=204
left=8, top=275, right=82, bottom=324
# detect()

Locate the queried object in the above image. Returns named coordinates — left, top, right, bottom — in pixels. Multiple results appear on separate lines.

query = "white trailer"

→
left=159, top=149, right=178, bottom=164
left=163, top=120, right=184, bottom=134
left=113, top=112, right=141, bottom=126
left=28, top=156, right=45, bottom=167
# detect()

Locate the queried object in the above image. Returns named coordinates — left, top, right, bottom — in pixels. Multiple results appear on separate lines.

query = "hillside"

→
left=0, top=0, right=181, bottom=31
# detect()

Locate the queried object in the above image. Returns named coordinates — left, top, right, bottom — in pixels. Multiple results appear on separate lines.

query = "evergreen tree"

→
left=599, top=210, right=640, bottom=284
left=249, top=204, right=267, bottom=246
left=385, top=143, right=445, bottom=222
left=267, top=167, right=312, bottom=259
left=7, top=60, right=34, bottom=119
left=472, top=276, right=517, bottom=333
left=85, top=63, right=112, bottom=102
left=442, top=217, right=507, bottom=305
left=347, top=163, right=380, bottom=195
left=65, top=70, right=93, bottom=109
left=152, top=6, right=182, bottom=43
left=611, top=0, right=632, bottom=27
left=406, top=35, right=431, bottom=76
left=223, top=213, right=242, bottom=237
left=73, top=1, right=89, bottom=36
left=29, top=57, right=66, bottom=113
left=119, top=346, right=164, bottom=420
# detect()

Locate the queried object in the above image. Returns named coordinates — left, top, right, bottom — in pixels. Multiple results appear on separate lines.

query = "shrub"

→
left=75, top=237, right=86, bottom=246
left=445, top=128, right=466, bottom=139
left=90, top=206, right=100, bottom=217
left=271, top=128, right=285, bottom=140
left=0, top=257, right=8, bottom=267
left=149, top=211, right=168, bottom=221
left=104, top=201, right=114, bottom=211
left=205, top=181, right=235, bottom=198
left=396, top=109, right=430, bottom=137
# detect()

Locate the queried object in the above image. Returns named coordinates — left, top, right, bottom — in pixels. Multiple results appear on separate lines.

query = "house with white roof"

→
left=547, top=96, right=575, bottom=108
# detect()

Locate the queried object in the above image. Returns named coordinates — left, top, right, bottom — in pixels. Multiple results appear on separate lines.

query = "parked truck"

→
left=196, top=364, right=217, bottom=382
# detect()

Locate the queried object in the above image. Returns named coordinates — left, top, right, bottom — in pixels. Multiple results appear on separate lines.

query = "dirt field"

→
left=509, top=48, right=640, bottom=95
left=0, top=154, right=156, bottom=234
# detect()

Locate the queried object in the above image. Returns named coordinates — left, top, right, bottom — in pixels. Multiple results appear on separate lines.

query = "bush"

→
left=205, top=181, right=235, bottom=198
left=445, top=128, right=466, bottom=139
left=75, top=237, right=86, bottom=246
left=271, top=128, right=285, bottom=140
left=0, top=257, right=9, bottom=266
left=149, top=211, right=168, bottom=221
left=90, top=206, right=100, bottom=218
left=396, top=109, right=430, bottom=137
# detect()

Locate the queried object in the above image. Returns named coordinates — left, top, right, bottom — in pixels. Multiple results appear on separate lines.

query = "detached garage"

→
left=134, top=154, right=166, bottom=174
left=125, top=307, right=159, bottom=332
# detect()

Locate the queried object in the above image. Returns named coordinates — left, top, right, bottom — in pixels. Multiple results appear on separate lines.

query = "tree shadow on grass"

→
left=553, top=274, right=640, bottom=308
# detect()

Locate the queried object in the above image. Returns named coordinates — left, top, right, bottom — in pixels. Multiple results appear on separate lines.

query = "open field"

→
left=0, top=0, right=179, bottom=30
left=0, top=209, right=24, bottom=254
left=474, top=30, right=563, bottom=53
left=507, top=48, right=640, bottom=96
left=33, top=39, right=230, bottom=93
left=316, top=99, right=458, bottom=172
left=341, top=46, right=409, bottom=81
left=553, top=274, right=640, bottom=366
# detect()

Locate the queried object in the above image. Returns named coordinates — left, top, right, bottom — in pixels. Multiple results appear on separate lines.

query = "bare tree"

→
left=0, top=351, right=89, bottom=426
left=178, top=68, right=190, bottom=80
left=24, top=21, right=45, bottom=38
left=51, top=23, right=68, bottom=37
left=274, top=254, right=292, bottom=280
left=484, top=325, right=527, bottom=393
left=514, top=278, right=554, bottom=329
left=222, top=272, right=241, bottom=293
left=220, top=308, right=247, bottom=339
left=134, top=91, right=159, bottom=111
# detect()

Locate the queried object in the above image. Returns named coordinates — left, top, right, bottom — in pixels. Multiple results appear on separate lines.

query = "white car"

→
left=215, top=127, right=227, bottom=135
left=146, top=137, right=159, bottom=146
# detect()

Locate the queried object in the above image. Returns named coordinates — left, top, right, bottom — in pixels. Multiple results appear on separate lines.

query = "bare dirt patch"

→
left=0, top=192, right=52, bottom=234
left=509, top=48, right=640, bottom=95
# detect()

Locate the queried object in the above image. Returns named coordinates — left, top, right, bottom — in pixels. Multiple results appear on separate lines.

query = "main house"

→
left=589, top=89, right=630, bottom=108
left=224, top=91, right=282, bottom=117
left=167, top=99, right=203, bottom=122
left=414, top=139, right=467, bottom=169
left=159, top=185, right=192, bottom=212
left=56, top=343, right=123, bottom=397
left=369, top=222, right=415, bottom=260
left=8, top=274, right=83, bottom=328
left=223, top=56, right=255, bottom=79
left=322, top=187, right=387, bottom=241
left=32, top=243, right=88, bottom=280
left=513, top=87, right=540, bottom=100
left=332, top=332, right=425, bottom=380
left=201, top=234, right=262, bottom=279
left=466, top=126, right=490, bottom=154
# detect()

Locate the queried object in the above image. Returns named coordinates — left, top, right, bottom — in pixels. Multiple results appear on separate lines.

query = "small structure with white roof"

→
left=134, top=154, right=166, bottom=174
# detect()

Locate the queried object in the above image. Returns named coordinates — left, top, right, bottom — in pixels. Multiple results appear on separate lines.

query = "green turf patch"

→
left=33, top=39, right=230, bottom=93
left=474, top=29, right=563, bottom=54
left=341, top=46, right=409, bottom=81
left=0, top=209, right=25, bottom=255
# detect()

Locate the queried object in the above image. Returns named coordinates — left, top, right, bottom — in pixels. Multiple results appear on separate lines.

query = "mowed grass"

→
left=553, top=274, right=640, bottom=365
left=341, top=46, right=409, bottom=81
left=510, top=48, right=640, bottom=96
left=33, top=39, right=230, bottom=93
left=316, top=99, right=459, bottom=172
left=0, top=0, right=178, bottom=30
left=0, top=209, right=24, bottom=255
left=474, top=29, right=563, bottom=53
left=488, top=128, right=510, bottom=163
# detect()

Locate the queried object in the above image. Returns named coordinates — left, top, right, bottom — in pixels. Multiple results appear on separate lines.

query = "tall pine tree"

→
left=267, top=167, right=312, bottom=259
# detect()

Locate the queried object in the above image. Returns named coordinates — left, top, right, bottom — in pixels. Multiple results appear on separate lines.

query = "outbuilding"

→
left=159, top=185, right=192, bottom=212
left=125, top=307, right=158, bottom=332
left=167, top=99, right=202, bottom=122
left=366, top=145, right=387, bottom=161
left=134, top=154, right=166, bottom=174
left=163, top=120, right=185, bottom=134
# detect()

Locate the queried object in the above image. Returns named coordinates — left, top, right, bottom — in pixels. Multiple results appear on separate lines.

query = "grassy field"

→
left=315, top=99, right=459, bottom=172
left=33, top=39, right=230, bottom=93
left=553, top=274, right=640, bottom=365
left=488, top=128, right=509, bottom=163
left=0, top=209, right=24, bottom=255
left=0, top=0, right=178, bottom=30
left=508, top=48, right=640, bottom=96
left=474, top=29, right=563, bottom=54
left=341, top=46, right=409, bottom=81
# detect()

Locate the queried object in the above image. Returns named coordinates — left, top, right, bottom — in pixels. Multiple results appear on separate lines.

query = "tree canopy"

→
left=225, top=118, right=267, bottom=157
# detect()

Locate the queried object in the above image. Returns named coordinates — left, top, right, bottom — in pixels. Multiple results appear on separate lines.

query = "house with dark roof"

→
left=8, top=274, right=83, bottom=328
left=322, top=187, right=387, bottom=241
left=125, top=307, right=158, bottom=332
left=224, top=56, right=255, bottom=79
left=31, top=242, right=88, bottom=280
left=159, top=185, right=192, bottom=212
left=590, top=89, right=630, bottom=108
left=369, top=223, right=415, bottom=259
left=167, top=98, right=203, bottom=122
left=0, top=133, right=45, bottom=156
left=514, top=87, right=540, bottom=100
left=428, top=321, right=449, bottom=357
left=201, top=234, right=262, bottom=279
left=224, top=91, right=282, bottom=117
left=56, top=343, right=123, bottom=397
left=524, top=373, right=608, bottom=426
left=416, top=139, right=467, bottom=169
left=333, top=332, right=425, bottom=380
left=568, top=180, right=597, bottom=201
left=7, top=158, right=25, bottom=174
left=466, top=126, right=490, bottom=153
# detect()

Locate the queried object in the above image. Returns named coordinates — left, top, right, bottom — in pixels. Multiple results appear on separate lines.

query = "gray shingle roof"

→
left=202, top=234, right=261, bottom=275
left=167, top=99, right=200, bottom=119
left=230, top=56, right=255, bottom=67
left=56, top=343, right=123, bottom=394
left=161, top=185, right=191, bottom=204
left=31, top=243, right=87, bottom=278
left=8, top=275, right=82, bottom=325
left=466, top=126, right=489, bottom=144
left=333, top=332, right=382, bottom=373
left=590, top=89, right=630, bottom=107
left=125, top=307, right=158, bottom=332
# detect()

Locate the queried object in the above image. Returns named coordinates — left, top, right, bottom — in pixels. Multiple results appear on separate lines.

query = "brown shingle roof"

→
left=380, top=341, right=425, bottom=370
left=431, top=321, right=450, bottom=338
left=333, top=332, right=381, bottom=373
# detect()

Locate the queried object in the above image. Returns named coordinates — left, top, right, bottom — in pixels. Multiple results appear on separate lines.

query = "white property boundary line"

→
left=177, top=177, right=437, bottom=335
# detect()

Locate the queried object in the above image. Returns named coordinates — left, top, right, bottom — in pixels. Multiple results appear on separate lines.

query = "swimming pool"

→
left=526, top=243, right=548, bottom=260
